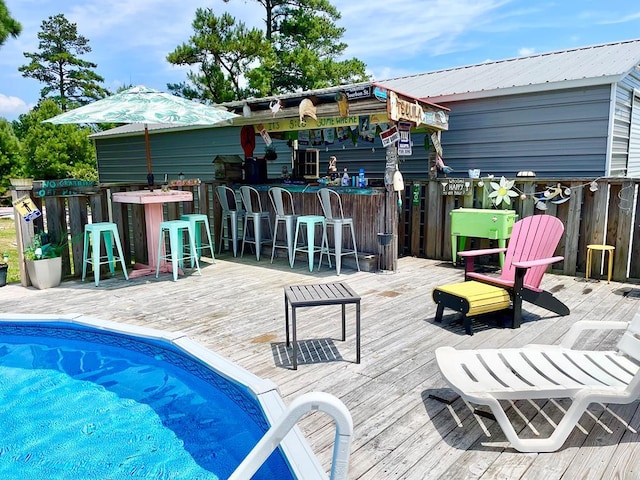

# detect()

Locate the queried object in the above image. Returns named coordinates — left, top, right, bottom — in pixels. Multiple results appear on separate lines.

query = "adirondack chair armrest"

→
left=458, top=247, right=508, bottom=258
left=559, top=320, right=629, bottom=348
left=512, top=256, right=564, bottom=269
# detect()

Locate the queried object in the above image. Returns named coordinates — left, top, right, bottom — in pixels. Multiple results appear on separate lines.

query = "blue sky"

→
left=1, top=0, right=640, bottom=120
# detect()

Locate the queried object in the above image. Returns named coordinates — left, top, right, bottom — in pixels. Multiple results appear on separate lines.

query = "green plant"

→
left=24, top=231, right=66, bottom=261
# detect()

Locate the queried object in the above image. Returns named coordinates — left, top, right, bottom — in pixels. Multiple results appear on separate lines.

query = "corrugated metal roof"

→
left=379, top=38, right=640, bottom=102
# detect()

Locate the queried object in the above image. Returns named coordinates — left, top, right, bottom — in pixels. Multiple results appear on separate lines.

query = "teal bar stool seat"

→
left=291, top=215, right=328, bottom=272
left=156, top=220, right=201, bottom=281
left=180, top=213, right=215, bottom=263
left=82, top=222, right=129, bottom=286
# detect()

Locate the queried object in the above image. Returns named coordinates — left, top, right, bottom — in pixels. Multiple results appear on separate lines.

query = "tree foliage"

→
left=13, top=99, right=97, bottom=181
left=0, top=0, right=21, bottom=48
left=170, top=0, right=368, bottom=101
left=0, top=118, right=24, bottom=199
left=167, top=9, right=273, bottom=102
left=19, top=14, right=108, bottom=111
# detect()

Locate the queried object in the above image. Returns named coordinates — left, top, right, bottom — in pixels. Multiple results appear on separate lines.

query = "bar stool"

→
left=586, top=244, right=615, bottom=283
left=268, top=187, right=297, bottom=264
left=180, top=213, right=215, bottom=263
left=156, top=220, right=201, bottom=281
left=82, top=222, right=129, bottom=286
left=216, top=185, right=244, bottom=257
left=240, top=186, right=273, bottom=261
left=317, top=188, right=360, bottom=275
left=292, top=215, right=328, bottom=272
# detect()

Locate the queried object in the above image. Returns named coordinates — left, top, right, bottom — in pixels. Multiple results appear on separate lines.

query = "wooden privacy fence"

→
left=397, top=177, right=640, bottom=282
left=10, top=177, right=640, bottom=285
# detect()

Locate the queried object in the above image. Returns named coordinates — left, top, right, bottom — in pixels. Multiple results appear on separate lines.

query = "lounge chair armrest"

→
left=560, top=320, right=630, bottom=348
left=512, top=256, right=564, bottom=269
left=458, top=247, right=508, bottom=258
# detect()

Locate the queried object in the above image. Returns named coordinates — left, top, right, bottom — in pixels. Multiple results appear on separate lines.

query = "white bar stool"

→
left=317, top=188, right=360, bottom=275
left=240, top=186, right=273, bottom=261
left=268, top=187, right=297, bottom=264
left=216, top=185, right=244, bottom=257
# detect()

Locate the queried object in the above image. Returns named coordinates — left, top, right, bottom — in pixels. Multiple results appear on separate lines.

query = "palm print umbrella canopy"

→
left=43, top=85, right=239, bottom=180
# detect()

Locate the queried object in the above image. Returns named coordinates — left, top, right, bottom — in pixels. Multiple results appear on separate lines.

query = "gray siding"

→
left=437, top=86, right=612, bottom=178
left=618, top=67, right=640, bottom=178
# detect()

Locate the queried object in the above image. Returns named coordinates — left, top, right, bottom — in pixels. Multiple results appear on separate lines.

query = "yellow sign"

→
left=256, top=113, right=389, bottom=133
left=12, top=195, right=42, bottom=222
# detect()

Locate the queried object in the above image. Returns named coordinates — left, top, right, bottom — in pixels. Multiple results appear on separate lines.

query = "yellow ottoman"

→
left=433, top=280, right=511, bottom=335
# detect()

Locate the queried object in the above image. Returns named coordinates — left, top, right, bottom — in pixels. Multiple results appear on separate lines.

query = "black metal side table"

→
left=284, top=282, right=361, bottom=369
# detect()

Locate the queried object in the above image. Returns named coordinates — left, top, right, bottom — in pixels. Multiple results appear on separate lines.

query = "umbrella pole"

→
left=144, top=124, right=154, bottom=189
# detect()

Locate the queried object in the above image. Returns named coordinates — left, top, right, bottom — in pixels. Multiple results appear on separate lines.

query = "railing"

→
left=10, top=177, right=640, bottom=285
left=229, top=392, right=353, bottom=480
left=397, top=177, right=640, bottom=282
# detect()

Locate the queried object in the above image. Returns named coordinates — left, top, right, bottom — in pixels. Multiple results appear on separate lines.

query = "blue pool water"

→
left=0, top=322, right=294, bottom=479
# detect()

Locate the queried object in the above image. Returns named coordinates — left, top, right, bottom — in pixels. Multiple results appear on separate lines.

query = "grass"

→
left=0, top=218, right=21, bottom=284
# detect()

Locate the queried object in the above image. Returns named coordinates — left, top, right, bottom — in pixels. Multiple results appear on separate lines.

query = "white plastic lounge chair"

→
left=435, top=311, right=640, bottom=452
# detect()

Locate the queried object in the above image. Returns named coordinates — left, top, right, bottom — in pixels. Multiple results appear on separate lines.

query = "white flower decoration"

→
left=489, top=176, right=518, bottom=207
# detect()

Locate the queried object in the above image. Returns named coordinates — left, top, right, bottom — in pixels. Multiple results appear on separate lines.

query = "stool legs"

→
left=82, top=224, right=129, bottom=286
left=156, top=222, right=201, bottom=281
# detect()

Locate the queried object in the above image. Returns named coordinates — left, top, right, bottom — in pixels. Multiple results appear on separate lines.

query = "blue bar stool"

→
left=156, top=220, right=201, bottom=281
left=180, top=213, right=215, bottom=263
left=291, top=215, right=329, bottom=272
left=268, top=187, right=297, bottom=264
left=82, top=222, right=129, bottom=286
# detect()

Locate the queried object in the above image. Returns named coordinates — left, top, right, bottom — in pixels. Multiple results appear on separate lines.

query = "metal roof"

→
left=379, top=38, right=640, bottom=102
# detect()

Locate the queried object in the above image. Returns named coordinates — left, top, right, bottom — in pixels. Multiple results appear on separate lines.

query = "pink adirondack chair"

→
left=458, top=214, right=570, bottom=328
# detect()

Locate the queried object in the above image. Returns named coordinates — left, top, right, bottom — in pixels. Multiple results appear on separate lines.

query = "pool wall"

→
left=0, top=313, right=327, bottom=480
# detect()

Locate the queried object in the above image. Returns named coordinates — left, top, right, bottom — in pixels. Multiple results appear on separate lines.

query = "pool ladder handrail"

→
left=229, top=391, right=353, bottom=480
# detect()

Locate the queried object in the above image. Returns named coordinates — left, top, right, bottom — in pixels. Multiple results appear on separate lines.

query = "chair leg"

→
left=349, top=223, right=360, bottom=271
left=463, top=315, right=473, bottom=335
left=334, top=223, right=343, bottom=275
left=91, top=230, right=100, bottom=287
left=434, top=304, right=445, bottom=323
left=81, top=230, right=89, bottom=282
left=203, top=219, right=215, bottom=263
left=113, top=231, right=129, bottom=280
left=187, top=225, right=201, bottom=276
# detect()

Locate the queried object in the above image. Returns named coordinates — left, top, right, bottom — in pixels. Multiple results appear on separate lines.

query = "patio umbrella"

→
left=43, top=85, right=239, bottom=184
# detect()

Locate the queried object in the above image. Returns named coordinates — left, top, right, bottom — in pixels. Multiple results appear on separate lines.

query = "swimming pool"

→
left=0, top=314, right=327, bottom=479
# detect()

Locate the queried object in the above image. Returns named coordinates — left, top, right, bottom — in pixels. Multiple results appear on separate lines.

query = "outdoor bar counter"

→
left=215, top=182, right=398, bottom=271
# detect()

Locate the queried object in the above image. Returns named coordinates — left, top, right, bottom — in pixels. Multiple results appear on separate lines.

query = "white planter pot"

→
left=26, top=257, right=62, bottom=289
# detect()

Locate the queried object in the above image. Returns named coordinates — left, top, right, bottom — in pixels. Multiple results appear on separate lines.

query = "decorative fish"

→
left=269, top=99, right=281, bottom=117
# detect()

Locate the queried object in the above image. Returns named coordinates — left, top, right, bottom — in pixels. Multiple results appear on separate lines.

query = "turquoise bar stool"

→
left=268, top=187, right=297, bottom=264
left=291, top=215, right=328, bottom=272
left=156, top=220, right=201, bottom=281
left=180, top=213, right=215, bottom=263
left=82, top=222, right=129, bottom=286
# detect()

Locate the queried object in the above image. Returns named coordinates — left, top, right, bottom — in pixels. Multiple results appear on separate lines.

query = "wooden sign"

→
left=441, top=178, right=472, bottom=196
left=33, top=179, right=98, bottom=197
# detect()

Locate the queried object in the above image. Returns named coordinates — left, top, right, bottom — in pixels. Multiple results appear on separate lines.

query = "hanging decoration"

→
left=298, top=98, right=317, bottom=126
left=488, top=176, right=519, bottom=207
left=335, top=92, right=349, bottom=117
left=269, top=99, right=282, bottom=117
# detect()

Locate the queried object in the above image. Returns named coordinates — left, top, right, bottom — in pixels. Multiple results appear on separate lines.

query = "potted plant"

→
left=24, top=231, right=65, bottom=289
left=0, top=254, right=8, bottom=287
left=264, top=144, right=278, bottom=161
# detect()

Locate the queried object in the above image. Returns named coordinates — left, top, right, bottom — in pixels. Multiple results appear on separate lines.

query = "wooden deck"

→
left=2, top=254, right=640, bottom=479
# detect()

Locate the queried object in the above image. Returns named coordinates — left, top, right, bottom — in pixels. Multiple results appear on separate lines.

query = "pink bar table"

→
left=112, top=189, right=193, bottom=277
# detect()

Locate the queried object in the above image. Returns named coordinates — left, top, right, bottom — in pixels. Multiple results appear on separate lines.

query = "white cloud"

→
left=518, top=47, right=536, bottom=56
left=0, top=94, right=31, bottom=120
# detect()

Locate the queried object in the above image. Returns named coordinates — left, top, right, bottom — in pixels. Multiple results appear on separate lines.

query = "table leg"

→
left=356, top=300, right=361, bottom=364
left=285, top=293, right=290, bottom=346
left=292, top=306, right=298, bottom=370
left=341, top=304, right=346, bottom=341
left=144, top=203, right=165, bottom=268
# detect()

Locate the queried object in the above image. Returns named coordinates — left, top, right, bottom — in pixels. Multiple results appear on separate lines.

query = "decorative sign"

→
left=380, top=125, right=399, bottom=147
left=168, top=178, right=201, bottom=187
left=388, top=91, right=449, bottom=130
left=397, top=121, right=412, bottom=156
left=412, top=184, right=421, bottom=206
left=12, top=195, right=41, bottom=222
left=344, top=85, right=372, bottom=100
left=441, top=178, right=472, bottom=196
left=33, top=179, right=98, bottom=198
left=257, top=113, right=389, bottom=133
left=373, top=86, right=388, bottom=101
left=430, top=132, right=443, bottom=156
left=256, top=123, right=272, bottom=146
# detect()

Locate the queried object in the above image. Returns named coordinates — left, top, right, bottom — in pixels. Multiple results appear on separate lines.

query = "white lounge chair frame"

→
left=435, top=313, right=640, bottom=452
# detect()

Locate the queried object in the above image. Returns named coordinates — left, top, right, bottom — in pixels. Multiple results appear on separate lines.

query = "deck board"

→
left=1, top=254, right=640, bottom=479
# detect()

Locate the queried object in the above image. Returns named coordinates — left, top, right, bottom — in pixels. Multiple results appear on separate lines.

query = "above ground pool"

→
left=0, top=314, right=326, bottom=479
